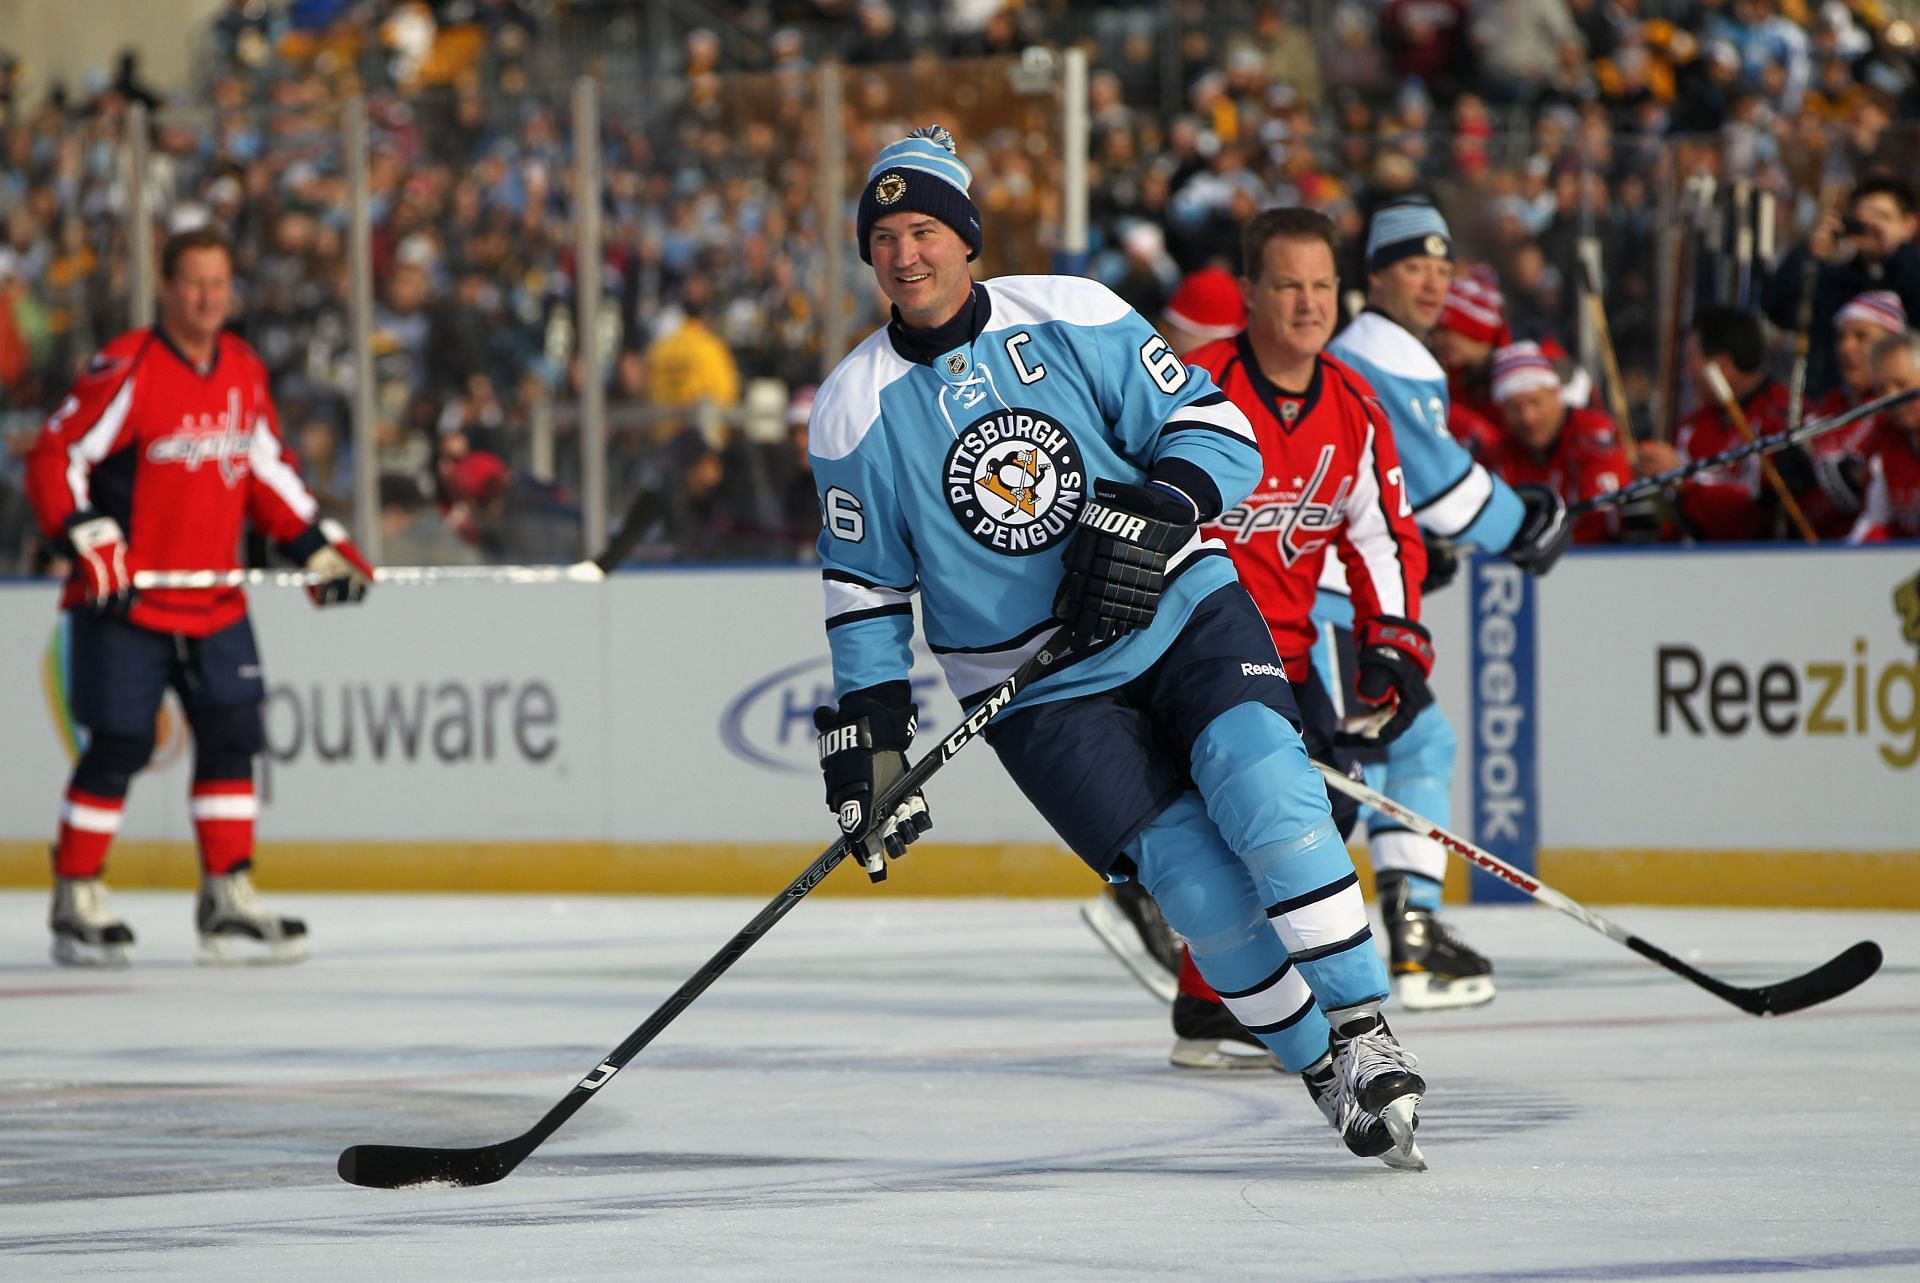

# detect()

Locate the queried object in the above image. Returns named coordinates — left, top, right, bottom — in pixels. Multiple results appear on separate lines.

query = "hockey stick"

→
left=1566, top=384, right=1920, bottom=518
left=1701, top=364, right=1819, bottom=544
left=134, top=563, right=607, bottom=589
left=1310, top=763, right=1883, bottom=1016
left=337, top=626, right=1074, bottom=1189
left=132, top=487, right=666, bottom=591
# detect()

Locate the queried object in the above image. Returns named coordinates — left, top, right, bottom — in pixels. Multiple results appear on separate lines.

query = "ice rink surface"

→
left=1, top=887, right=1915, bottom=1282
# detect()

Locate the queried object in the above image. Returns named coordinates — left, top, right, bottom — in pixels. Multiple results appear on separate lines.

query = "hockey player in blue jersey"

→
left=808, top=125, right=1430, bottom=1167
left=1321, top=200, right=1571, bottom=1010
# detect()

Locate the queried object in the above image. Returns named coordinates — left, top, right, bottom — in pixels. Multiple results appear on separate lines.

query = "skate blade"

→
left=195, top=935, right=310, bottom=967
left=1381, top=1138, right=1428, bottom=1172
left=1080, top=900, right=1178, bottom=1004
left=1169, top=1038, right=1278, bottom=1071
left=1394, top=972, right=1495, bottom=1011
left=1379, top=1093, right=1422, bottom=1160
left=51, top=938, right=131, bottom=968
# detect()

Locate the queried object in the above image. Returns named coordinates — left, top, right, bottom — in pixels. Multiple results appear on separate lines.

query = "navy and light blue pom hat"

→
left=857, top=125, right=984, bottom=264
left=1365, top=199, right=1453, bottom=273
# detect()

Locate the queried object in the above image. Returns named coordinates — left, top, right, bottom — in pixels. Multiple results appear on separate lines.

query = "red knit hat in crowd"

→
left=1834, top=289, right=1908, bottom=335
left=1165, top=267, right=1247, bottom=342
left=1490, top=340, right=1562, bottom=404
left=1437, top=271, right=1508, bottom=346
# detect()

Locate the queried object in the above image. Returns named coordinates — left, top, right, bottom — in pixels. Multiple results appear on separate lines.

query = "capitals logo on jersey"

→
left=144, top=389, right=253, bottom=487
left=942, top=407, right=1085, bottom=555
left=1215, top=443, right=1353, bottom=565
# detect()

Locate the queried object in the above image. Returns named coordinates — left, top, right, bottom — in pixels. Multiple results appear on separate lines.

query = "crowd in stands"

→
left=4, top=0, right=1920, bottom=574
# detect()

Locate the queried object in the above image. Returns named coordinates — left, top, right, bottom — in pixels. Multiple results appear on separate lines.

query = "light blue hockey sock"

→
left=1129, top=793, right=1330, bottom=1071
left=1391, top=869, right=1444, bottom=911
left=1191, top=703, right=1390, bottom=1010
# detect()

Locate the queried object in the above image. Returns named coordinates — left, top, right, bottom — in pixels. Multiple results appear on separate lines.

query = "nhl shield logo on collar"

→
left=875, top=173, right=907, bottom=205
left=945, top=352, right=969, bottom=376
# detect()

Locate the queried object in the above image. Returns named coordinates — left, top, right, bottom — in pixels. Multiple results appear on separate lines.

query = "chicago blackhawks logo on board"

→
left=942, top=409, right=1084, bottom=556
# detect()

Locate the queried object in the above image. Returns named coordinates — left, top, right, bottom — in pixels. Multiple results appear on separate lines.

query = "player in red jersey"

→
left=1635, top=306, right=1817, bottom=541
left=1850, top=331, right=1920, bottom=542
left=1155, top=209, right=1431, bottom=1100
left=24, top=225, right=374, bottom=967
left=1803, top=291, right=1909, bottom=536
left=1429, top=266, right=1508, bottom=457
left=1481, top=342, right=1633, bottom=544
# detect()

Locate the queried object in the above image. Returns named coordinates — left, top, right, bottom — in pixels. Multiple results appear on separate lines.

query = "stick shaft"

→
left=1702, top=365, right=1819, bottom=544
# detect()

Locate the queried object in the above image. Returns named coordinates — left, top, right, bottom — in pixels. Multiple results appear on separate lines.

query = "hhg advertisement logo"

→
left=1470, top=556, right=1537, bottom=903
left=720, top=651, right=945, bottom=774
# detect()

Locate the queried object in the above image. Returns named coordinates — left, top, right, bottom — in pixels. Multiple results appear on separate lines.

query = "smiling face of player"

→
left=160, top=244, right=234, bottom=363
left=1369, top=254, right=1454, bottom=339
left=869, top=212, right=974, bottom=331
left=1243, top=234, right=1338, bottom=387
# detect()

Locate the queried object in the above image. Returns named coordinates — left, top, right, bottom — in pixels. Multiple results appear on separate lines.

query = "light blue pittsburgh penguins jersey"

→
left=810, top=276, right=1258, bottom=708
left=1327, top=311, right=1525, bottom=557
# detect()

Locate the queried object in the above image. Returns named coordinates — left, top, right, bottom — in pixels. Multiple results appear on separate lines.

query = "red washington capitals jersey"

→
left=26, top=328, right=321, bottom=636
left=1849, top=422, right=1920, bottom=542
left=1672, top=377, right=1793, bottom=541
left=1187, top=336, right=1425, bottom=678
left=1480, top=405, right=1631, bottom=544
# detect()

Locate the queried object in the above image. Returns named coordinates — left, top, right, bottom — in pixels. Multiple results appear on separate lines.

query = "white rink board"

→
left=1535, top=548, right=1920, bottom=850
left=4, top=550, right=1915, bottom=863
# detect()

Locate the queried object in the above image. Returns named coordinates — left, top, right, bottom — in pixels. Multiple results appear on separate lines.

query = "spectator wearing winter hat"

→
left=1429, top=266, right=1511, bottom=448
left=1802, top=290, right=1910, bottom=534
left=1482, top=340, right=1635, bottom=543
left=1161, top=266, right=1247, bottom=355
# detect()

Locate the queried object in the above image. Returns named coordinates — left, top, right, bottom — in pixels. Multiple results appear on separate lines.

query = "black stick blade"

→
left=338, top=1137, right=531, bottom=1189
left=1755, top=940, right=1883, bottom=1016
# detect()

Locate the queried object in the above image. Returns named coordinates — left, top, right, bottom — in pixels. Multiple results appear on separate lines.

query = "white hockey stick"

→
left=132, top=562, right=607, bottom=589
left=1310, top=762, right=1882, bottom=1016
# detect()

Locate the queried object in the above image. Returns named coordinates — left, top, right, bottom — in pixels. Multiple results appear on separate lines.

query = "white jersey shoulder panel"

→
left=983, top=275, right=1133, bottom=331
left=812, top=328, right=914, bottom=462
left=1334, top=312, right=1445, bottom=383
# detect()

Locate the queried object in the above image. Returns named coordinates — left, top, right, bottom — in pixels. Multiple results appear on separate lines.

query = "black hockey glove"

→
left=1052, top=479, right=1197, bottom=651
left=814, top=693, right=930, bottom=882
left=1505, top=483, right=1571, bottom=577
left=1420, top=529, right=1459, bottom=594
left=1337, top=615, right=1435, bottom=747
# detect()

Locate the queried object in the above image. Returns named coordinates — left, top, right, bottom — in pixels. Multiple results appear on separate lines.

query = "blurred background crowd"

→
left=3, top=0, right=1920, bottom=571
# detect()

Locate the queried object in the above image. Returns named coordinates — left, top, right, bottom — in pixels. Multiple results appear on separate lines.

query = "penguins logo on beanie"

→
left=857, top=125, right=985, bottom=264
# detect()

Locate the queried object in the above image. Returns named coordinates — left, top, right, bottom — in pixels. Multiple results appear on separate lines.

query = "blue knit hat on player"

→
left=1366, top=199, right=1452, bottom=273
left=857, top=124, right=984, bottom=264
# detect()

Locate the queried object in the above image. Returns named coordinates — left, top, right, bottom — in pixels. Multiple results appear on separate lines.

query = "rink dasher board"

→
left=1, top=547, right=1916, bottom=904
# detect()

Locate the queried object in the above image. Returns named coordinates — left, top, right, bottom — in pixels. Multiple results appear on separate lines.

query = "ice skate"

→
left=1327, top=1002, right=1425, bottom=1165
left=50, top=876, right=134, bottom=967
left=1379, top=870, right=1495, bottom=1011
left=195, top=867, right=309, bottom=965
left=1080, top=881, right=1180, bottom=1003
left=1301, top=1049, right=1425, bottom=1170
left=1168, top=992, right=1276, bottom=1070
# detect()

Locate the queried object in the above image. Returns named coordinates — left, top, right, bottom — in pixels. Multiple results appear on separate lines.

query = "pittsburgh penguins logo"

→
left=874, top=173, right=908, bottom=205
left=943, top=409, right=1084, bottom=556
left=1424, top=234, right=1448, bottom=258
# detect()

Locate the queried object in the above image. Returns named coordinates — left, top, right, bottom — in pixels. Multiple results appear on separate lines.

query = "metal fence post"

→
left=345, top=95, right=381, bottom=560
left=574, top=76, right=607, bottom=555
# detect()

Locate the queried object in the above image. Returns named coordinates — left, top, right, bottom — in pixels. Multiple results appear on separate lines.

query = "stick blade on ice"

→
left=1757, top=940, right=1883, bottom=1016
left=337, top=1138, right=529, bottom=1189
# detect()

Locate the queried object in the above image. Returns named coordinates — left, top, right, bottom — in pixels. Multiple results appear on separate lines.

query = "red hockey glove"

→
left=1337, top=615, right=1435, bottom=747
left=304, top=519, right=375, bottom=607
left=65, top=512, right=136, bottom=616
